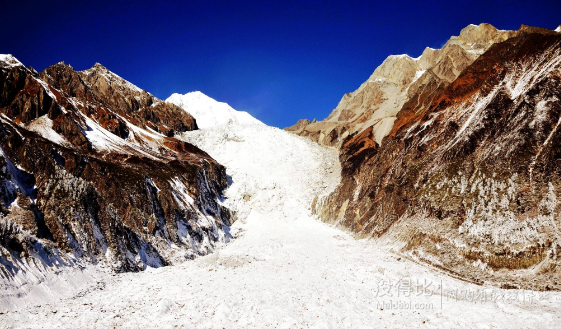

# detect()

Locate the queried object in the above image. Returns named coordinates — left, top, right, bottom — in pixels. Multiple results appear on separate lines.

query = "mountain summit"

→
left=0, top=56, right=233, bottom=287
left=285, top=23, right=515, bottom=146
left=301, top=24, right=561, bottom=290
left=166, top=91, right=263, bottom=129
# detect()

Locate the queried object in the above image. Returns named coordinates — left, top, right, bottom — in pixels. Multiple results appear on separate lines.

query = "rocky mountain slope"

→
left=0, top=56, right=234, bottom=288
left=309, top=26, right=561, bottom=290
left=286, top=23, right=516, bottom=147
left=3, top=94, right=560, bottom=328
left=167, top=91, right=263, bottom=129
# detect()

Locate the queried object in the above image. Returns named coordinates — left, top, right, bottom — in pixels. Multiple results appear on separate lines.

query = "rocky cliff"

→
left=286, top=23, right=515, bottom=147
left=310, top=26, right=561, bottom=290
left=0, top=56, right=233, bottom=282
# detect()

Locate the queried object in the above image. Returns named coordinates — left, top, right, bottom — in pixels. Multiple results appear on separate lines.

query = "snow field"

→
left=1, top=122, right=560, bottom=328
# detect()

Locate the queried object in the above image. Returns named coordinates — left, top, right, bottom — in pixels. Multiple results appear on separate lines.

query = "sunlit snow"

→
left=166, top=91, right=263, bottom=129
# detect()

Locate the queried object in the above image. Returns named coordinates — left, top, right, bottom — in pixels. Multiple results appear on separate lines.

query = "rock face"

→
left=312, top=26, right=561, bottom=290
left=284, top=118, right=311, bottom=133
left=166, top=91, right=263, bottom=129
left=0, top=56, right=233, bottom=281
left=287, top=23, right=515, bottom=147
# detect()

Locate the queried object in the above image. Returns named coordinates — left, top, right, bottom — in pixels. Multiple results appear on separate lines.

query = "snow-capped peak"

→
left=166, top=91, right=263, bottom=129
left=0, top=54, right=23, bottom=67
left=555, top=25, right=561, bottom=33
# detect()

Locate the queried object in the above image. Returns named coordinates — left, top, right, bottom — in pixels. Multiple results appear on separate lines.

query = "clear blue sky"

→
left=3, top=0, right=560, bottom=128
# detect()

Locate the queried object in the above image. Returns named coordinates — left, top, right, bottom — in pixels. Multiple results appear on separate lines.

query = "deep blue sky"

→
left=3, top=0, right=560, bottom=128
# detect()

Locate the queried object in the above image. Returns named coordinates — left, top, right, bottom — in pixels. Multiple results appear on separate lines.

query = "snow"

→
left=2, top=121, right=561, bottom=327
left=392, top=54, right=411, bottom=59
left=0, top=262, right=108, bottom=313
left=24, top=115, right=70, bottom=146
left=555, top=26, right=560, bottom=33
left=180, top=122, right=340, bottom=219
left=0, top=143, right=36, bottom=204
left=455, top=86, right=500, bottom=138
left=0, top=54, right=23, bottom=67
left=166, top=91, right=263, bottom=129
left=33, top=77, right=58, bottom=100
left=388, top=53, right=422, bottom=62
left=505, top=46, right=561, bottom=99
left=78, top=111, right=161, bottom=160
left=412, top=69, right=426, bottom=83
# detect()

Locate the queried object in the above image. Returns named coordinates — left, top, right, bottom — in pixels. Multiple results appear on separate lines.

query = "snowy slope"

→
left=166, top=91, right=263, bottom=129
left=0, top=54, right=23, bottom=67
left=180, top=122, right=340, bottom=221
left=3, top=122, right=560, bottom=328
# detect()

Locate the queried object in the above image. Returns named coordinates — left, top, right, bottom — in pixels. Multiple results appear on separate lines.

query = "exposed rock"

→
left=313, top=28, right=561, bottom=290
left=284, top=118, right=311, bottom=132
left=0, top=57, right=233, bottom=282
left=287, top=23, right=515, bottom=147
left=41, top=62, right=198, bottom=137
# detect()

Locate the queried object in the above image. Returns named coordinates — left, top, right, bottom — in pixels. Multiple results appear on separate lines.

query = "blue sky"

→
left=3, top=0, right=560, bottom=128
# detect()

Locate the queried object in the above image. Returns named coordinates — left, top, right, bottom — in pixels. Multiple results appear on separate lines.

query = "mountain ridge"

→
left=0, top=56, right=234, bottom=290
left=309, top=25, right=561, bottom=290
left=285, top=23, right=560, bottom=148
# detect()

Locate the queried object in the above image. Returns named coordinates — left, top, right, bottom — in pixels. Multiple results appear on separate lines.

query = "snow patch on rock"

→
left=0, top=54, right=23, bottom=67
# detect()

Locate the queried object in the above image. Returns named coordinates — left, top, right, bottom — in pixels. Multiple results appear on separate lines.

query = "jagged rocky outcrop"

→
left=286, top=23, right=515, bottom=147
left=310, top=25, right=561, bottom=290
left=0, top=55, right=233, bottom=281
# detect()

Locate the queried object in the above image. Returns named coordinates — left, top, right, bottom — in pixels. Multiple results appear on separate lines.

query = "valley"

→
left=2, top=122, right=560, bottom=328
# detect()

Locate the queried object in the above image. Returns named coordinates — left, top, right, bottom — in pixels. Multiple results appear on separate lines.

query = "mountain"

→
left=167, top=91, right=263, bottom=129
left=308, top=25, right=561, bottom=290
left=285, top=23, right=516, bottom=147
left=0, top=56, right=234, bottom=286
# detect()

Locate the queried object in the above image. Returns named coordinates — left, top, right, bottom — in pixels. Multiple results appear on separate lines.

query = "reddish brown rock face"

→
left=314, top=29, right=561, bottom=290
left=0, top=59, right=232, bottom=276
left=286, top=23, right=516, bottom=147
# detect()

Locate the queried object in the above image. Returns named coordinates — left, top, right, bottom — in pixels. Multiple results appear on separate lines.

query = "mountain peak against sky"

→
left=3, top=1, right=560, bottom=129
left=286, top=22, right=515, bottom=146
left=166, top=91, right=263, bottom=129
left=4, top=0, right=561, bottom=324
left=0, top=54, right=23, bottom=67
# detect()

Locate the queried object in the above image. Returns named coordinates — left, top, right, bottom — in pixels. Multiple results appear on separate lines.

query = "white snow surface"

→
left=0, top=54, right=23, bottom=67
left=2, top=123, right=561, bottom=327
left=166, top=91, right=263, bottom=129
left=24, top=115, right=70, bottom=147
